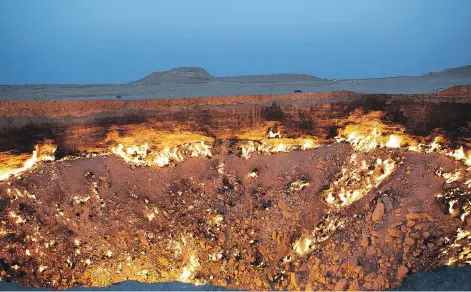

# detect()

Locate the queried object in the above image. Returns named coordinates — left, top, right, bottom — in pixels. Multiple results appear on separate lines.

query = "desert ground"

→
left=1, top=67, right=471, bottom=291
left=1, top=65, right=471, bottom=100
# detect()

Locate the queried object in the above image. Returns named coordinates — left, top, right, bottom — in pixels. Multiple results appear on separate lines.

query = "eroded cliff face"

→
left=1, top=87, right=471, bottom=290
left=1, top=88, right=470, bottom=155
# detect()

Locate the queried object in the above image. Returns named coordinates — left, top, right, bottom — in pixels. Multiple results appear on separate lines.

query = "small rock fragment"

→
left=388, top=228, right=401, bottom=237
left=347, top=255, right=358, bottom=267
left=397, top=265, right=409, bottom=280
left=406, top=213, right=429, bottom=220
left=290, top=272, right=301, bottom=289
left=334, top=279, right=348, bottom=291
left=404, top=237, right=415, bottom=246
left=372, top=202, right=385, bottom=223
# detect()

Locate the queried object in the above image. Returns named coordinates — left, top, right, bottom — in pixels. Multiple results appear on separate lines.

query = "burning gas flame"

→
left=385, top=135, right=401, bottom=148
left=178, top=254, right=200, bottom=283
left=336, top=110, right=471, bottom=170
left=293, top=214, right=345, bottom=255
left=324, top=154, right=396, bottom=207
left=445, top=228, right=471, bottom=266
left=335, top=110, right=412, bottom=152
left=240, top=137, right=319, bottom=159
left=0, top=140, right=56, bottom=181
left=111, top=141, right=211, bottom=168
left=435, top=168, right=462, bottom=184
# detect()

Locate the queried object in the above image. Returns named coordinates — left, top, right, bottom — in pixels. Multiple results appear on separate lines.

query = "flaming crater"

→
left=1, top=88, right=471, bottom=290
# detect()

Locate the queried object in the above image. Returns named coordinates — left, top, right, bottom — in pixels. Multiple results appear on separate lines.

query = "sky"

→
left=1, top=0, right=471, bottom=84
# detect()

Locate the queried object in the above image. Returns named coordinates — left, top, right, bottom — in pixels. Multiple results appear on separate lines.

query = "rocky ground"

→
left=1, top=85, right=471, bottom=290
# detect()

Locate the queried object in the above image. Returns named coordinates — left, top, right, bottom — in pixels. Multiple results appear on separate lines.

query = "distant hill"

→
left=217, top=73, right=324, bottom=83
left=133, top=67, right=215, bottom=85
left=132, top=65, right=471, bottom=86
left=422, top=65, right=471, bottom=78
left=132, top=67, right=324, bottom=85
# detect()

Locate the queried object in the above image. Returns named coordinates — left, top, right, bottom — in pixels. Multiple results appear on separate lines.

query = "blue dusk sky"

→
left=1, top=0, right=471, bottom=84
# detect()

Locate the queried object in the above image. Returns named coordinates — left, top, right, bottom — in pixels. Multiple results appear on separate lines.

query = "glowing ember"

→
left=9, top=211, right=26, bottom=224
left=211, top=214, right=224, bottom=225
left=268, top=130, right=281, bottom=139
left=178, top=254, right=200, bottom=282
left=248, top=170, right=258, bottom=178
left=146, top=213, right=156, bottom=221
